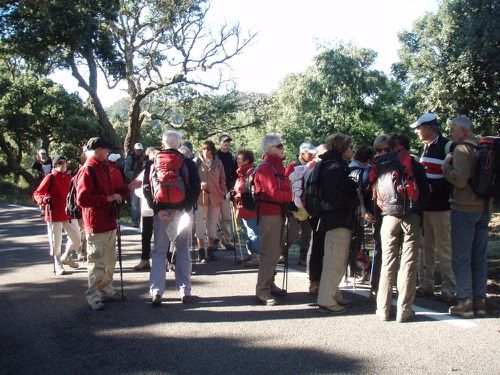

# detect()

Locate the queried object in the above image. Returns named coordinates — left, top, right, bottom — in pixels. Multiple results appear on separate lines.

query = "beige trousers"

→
left=419, top=210, right=456, bottom=296
left=218, top=198, right=233, bottom=243
left=317, top=228, right=352, bottom=307
left=256, top=215, right=284, bottom=297
left=377, top=213, right=421, bottom=315
left=47, top=219, right=81, bottom=258
left=85, top=230, right=117, bottom=303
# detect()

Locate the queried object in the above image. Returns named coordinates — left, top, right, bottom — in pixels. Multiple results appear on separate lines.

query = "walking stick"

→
left=230, top=204, right=244, bottom=264
left=47, top=200, right=56, bottom=274
left=282, top=215, right=289, bottom=292
left=114, top=202, right=125, bottom=302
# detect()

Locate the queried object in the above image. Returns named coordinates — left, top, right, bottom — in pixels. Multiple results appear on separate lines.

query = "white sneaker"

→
left=55, top=268, right=66, bottom=276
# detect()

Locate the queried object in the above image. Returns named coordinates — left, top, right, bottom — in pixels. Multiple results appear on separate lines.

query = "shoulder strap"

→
left=48, top=174, right=55, bottom=193
left=444, top=140, right=453, bottom=155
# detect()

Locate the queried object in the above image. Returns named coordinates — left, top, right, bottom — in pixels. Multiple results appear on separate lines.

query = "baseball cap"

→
left=299, top=142, right=317, bottom=154
left=52, top=155, right=67, bottom=167
left=86, top=137, right=114, bottom=150
left=134, top=143, right=144, bottom=150
left=410, top=113, right=438, bottom=129
left=219, top=135, right=232, bottom=142
left=108, top=153, right=121, bottom=163
left=38, top=149, right=47, bottom=156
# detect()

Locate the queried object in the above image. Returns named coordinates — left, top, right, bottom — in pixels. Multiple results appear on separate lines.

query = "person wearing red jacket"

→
left=33, top=156, right=81, bottom=275
left=253, top=133, right=292, bottom=306
left=232, top=149, right=260, bottom=267
left=76, top=137, right=141, bottom=311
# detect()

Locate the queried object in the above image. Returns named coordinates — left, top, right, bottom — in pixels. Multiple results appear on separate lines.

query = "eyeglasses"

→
left=272, top=144, right=284, bottom=149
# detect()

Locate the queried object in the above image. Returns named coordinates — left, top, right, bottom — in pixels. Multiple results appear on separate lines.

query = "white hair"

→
left=162, top=130, right=182, bottom=149
left=451, top=115, right=474, bottom=133
left=261, top=133, right=282, bottom=154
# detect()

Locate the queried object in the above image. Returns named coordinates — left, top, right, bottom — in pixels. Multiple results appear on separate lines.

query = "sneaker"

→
left=256, top=294, right=277, bottom=306
left=151, top=294, right=162, bottom=307
left=134, top=259, right=150, bottom=270
left=396, top=310, right=415, bottom=323
left=102, top=293, right=124, bottom=303
left=449, top=300, right=474, bottom=318
left=181, top=295, right=195, bottom=304
left=198, top=248, right=207, bottom=263
left=318, top=304, right=346, bottom=314
left=473, top=299, right=486, bottom=317
left=61, top=258, right=79, bottom=269
left=55, top=268, right=66, bottom=276
left=309, top=281, right=319, bottom=295
left=89, top=300, right=105, bottom=311
left=416, top=286, right=435, bottom=298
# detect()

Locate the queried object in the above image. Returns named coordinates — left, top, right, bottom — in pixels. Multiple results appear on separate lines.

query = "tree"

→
left=394, top=0, right=500, bottom=135
left=0, top=59, right=100, bottom=184
left=267, top=44, right=406, bottom=158
left=0, top=0, right=124, bottom=144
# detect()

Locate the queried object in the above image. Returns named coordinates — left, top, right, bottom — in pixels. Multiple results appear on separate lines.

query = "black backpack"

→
left=241, top=161, right=281, bottom=212
left=302, top=160, right=334, bottom=217
left=468, top=136, right=500, bottom=198
left=66, top=166, right=96, bottom=220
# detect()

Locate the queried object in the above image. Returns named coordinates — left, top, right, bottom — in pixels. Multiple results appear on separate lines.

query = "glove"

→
left=43, top=197, right=52, bottom=205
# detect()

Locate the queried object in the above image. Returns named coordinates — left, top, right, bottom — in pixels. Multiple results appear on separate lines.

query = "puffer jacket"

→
left=76, top=157, right=130, bottom=234
left=233, top=162, right=256, bottom=219
left=33, top=170, right=72, bottom=222
left=254, top=154, right=292, bottom=216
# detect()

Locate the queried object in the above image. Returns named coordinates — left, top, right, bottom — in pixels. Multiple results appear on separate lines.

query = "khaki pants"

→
left=377, top=213, right=421, bottom=316
left=419, top=210, right=455, bottom=296
left=256, top=215, right=284, bottom=297
left=47, top=219, right=81, bottom=258
left=317, top=228, right=352, bottom=307
left=218, top=198, right=233, bottom=244
left=85, top=230, right=117, bottom=304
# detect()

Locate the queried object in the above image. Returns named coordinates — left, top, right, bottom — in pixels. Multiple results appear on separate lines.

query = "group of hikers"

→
left=31, top=112, right=497, bottom=321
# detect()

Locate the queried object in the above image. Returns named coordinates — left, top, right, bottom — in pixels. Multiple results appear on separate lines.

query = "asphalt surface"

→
left=0, top=204, right=499, bottom=375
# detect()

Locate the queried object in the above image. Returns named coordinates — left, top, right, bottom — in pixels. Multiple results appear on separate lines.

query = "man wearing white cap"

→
left=124, top=142, right=146, bottom=227
left=285, top=142, right=317, bottom=266
left=411, top=113, right=456, bottom=302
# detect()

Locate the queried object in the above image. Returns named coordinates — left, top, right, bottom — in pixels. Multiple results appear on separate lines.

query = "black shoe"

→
left=198, top=248, right=206, bottom=263
left=207, top=247, right=217, bottom=261
left=152, top=294, right=162, bottom=307
left=181, top=295, right=196, bottom=304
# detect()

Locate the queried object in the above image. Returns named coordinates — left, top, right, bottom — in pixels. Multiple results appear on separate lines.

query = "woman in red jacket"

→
left=232, top=149, right=260, bottom=267
left=253, top=133, right=292, bottom=305
left=33, top=156, right=81, bottom=275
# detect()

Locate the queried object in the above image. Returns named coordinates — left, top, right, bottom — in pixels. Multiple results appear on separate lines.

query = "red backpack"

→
left=150, top=150, right=188, bottom=207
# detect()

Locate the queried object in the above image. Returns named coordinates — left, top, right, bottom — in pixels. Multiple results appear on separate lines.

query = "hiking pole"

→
left=47, top=200, right=56, bottom=274
left=230, top=204, right=244, bottom=264
left=282, top=215, right=289, bottom=292
left=113, top=202, right=125, bottom=303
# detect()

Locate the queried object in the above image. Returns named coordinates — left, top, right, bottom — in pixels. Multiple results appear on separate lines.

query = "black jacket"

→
left=216, top=150, right=237, bottom=191
left=318, top=150, right=358, bottom=232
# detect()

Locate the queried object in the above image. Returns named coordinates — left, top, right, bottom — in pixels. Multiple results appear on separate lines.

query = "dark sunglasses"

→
left=272, top=143, right=284, bottom=150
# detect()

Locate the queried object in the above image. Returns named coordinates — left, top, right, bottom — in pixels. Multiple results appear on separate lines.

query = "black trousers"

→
left=141, top=216, right=153, bottom=260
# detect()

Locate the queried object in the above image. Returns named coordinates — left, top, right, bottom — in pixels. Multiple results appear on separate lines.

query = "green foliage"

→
left=395, top=0, right=500, bottom=135
left=0, top=59, right=100, bottom=182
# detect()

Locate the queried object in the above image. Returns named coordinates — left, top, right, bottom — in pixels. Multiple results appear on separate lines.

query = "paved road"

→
left=0, top=204, right=499, bottom=375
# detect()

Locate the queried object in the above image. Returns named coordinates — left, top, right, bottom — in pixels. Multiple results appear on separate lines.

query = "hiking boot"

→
left=270, top=284, right=287, bottom=296
left=61, top=257, right=79, bottom=269
left=256, top=294, right=277, bottom=306
left=207, top=247, right=217, bottom=261
left=243, top=254, right=259, bottom=267
left=309, top=281, right=319, bottom=295
left=449, top=299, right=474, bottom=318
left=134, top=259, right=150, bottom=270
left=102, top=292, right=124, bottom=303
left=89, top=300, right=105, bottom=311
left=396, top=310, right=415, bottom=323
left=473, top=299, right=486, bottom=317
left=198, top=248, right=207, bottom=263
left=151, top=294, right=162, bottom=307
left=222, top=242, right=235, bottom=251
left=318, top=304, right=346, bottom=314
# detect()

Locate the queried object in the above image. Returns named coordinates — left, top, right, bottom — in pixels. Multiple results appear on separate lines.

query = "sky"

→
left=50, top=0, right=439, bottom=107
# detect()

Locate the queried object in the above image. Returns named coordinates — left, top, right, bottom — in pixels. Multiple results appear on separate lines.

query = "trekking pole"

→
left=282, top=215, right=289, bottom=292
left=47, top=200, right=56, bottom=274
left=230, top=204, right=244, bottom=264
left=113, top=202, right=125, bottom=302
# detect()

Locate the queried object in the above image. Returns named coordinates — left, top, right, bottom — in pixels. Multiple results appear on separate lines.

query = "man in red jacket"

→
left=76, top=137, right=141, bottom=311
left=34, top=155, right=81, bottom=275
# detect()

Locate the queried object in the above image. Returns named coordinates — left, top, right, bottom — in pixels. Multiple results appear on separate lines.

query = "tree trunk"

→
left=124, top=97, right=144, bottom=153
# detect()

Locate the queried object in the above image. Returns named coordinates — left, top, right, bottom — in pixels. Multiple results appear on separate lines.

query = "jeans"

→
left=370, top=220, right=382, bottom=290
left=450, top=209, right=489, bottom=302
left=130, top=193, right=141, bottom=226
left=241, top=217, right=260, bottom=254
